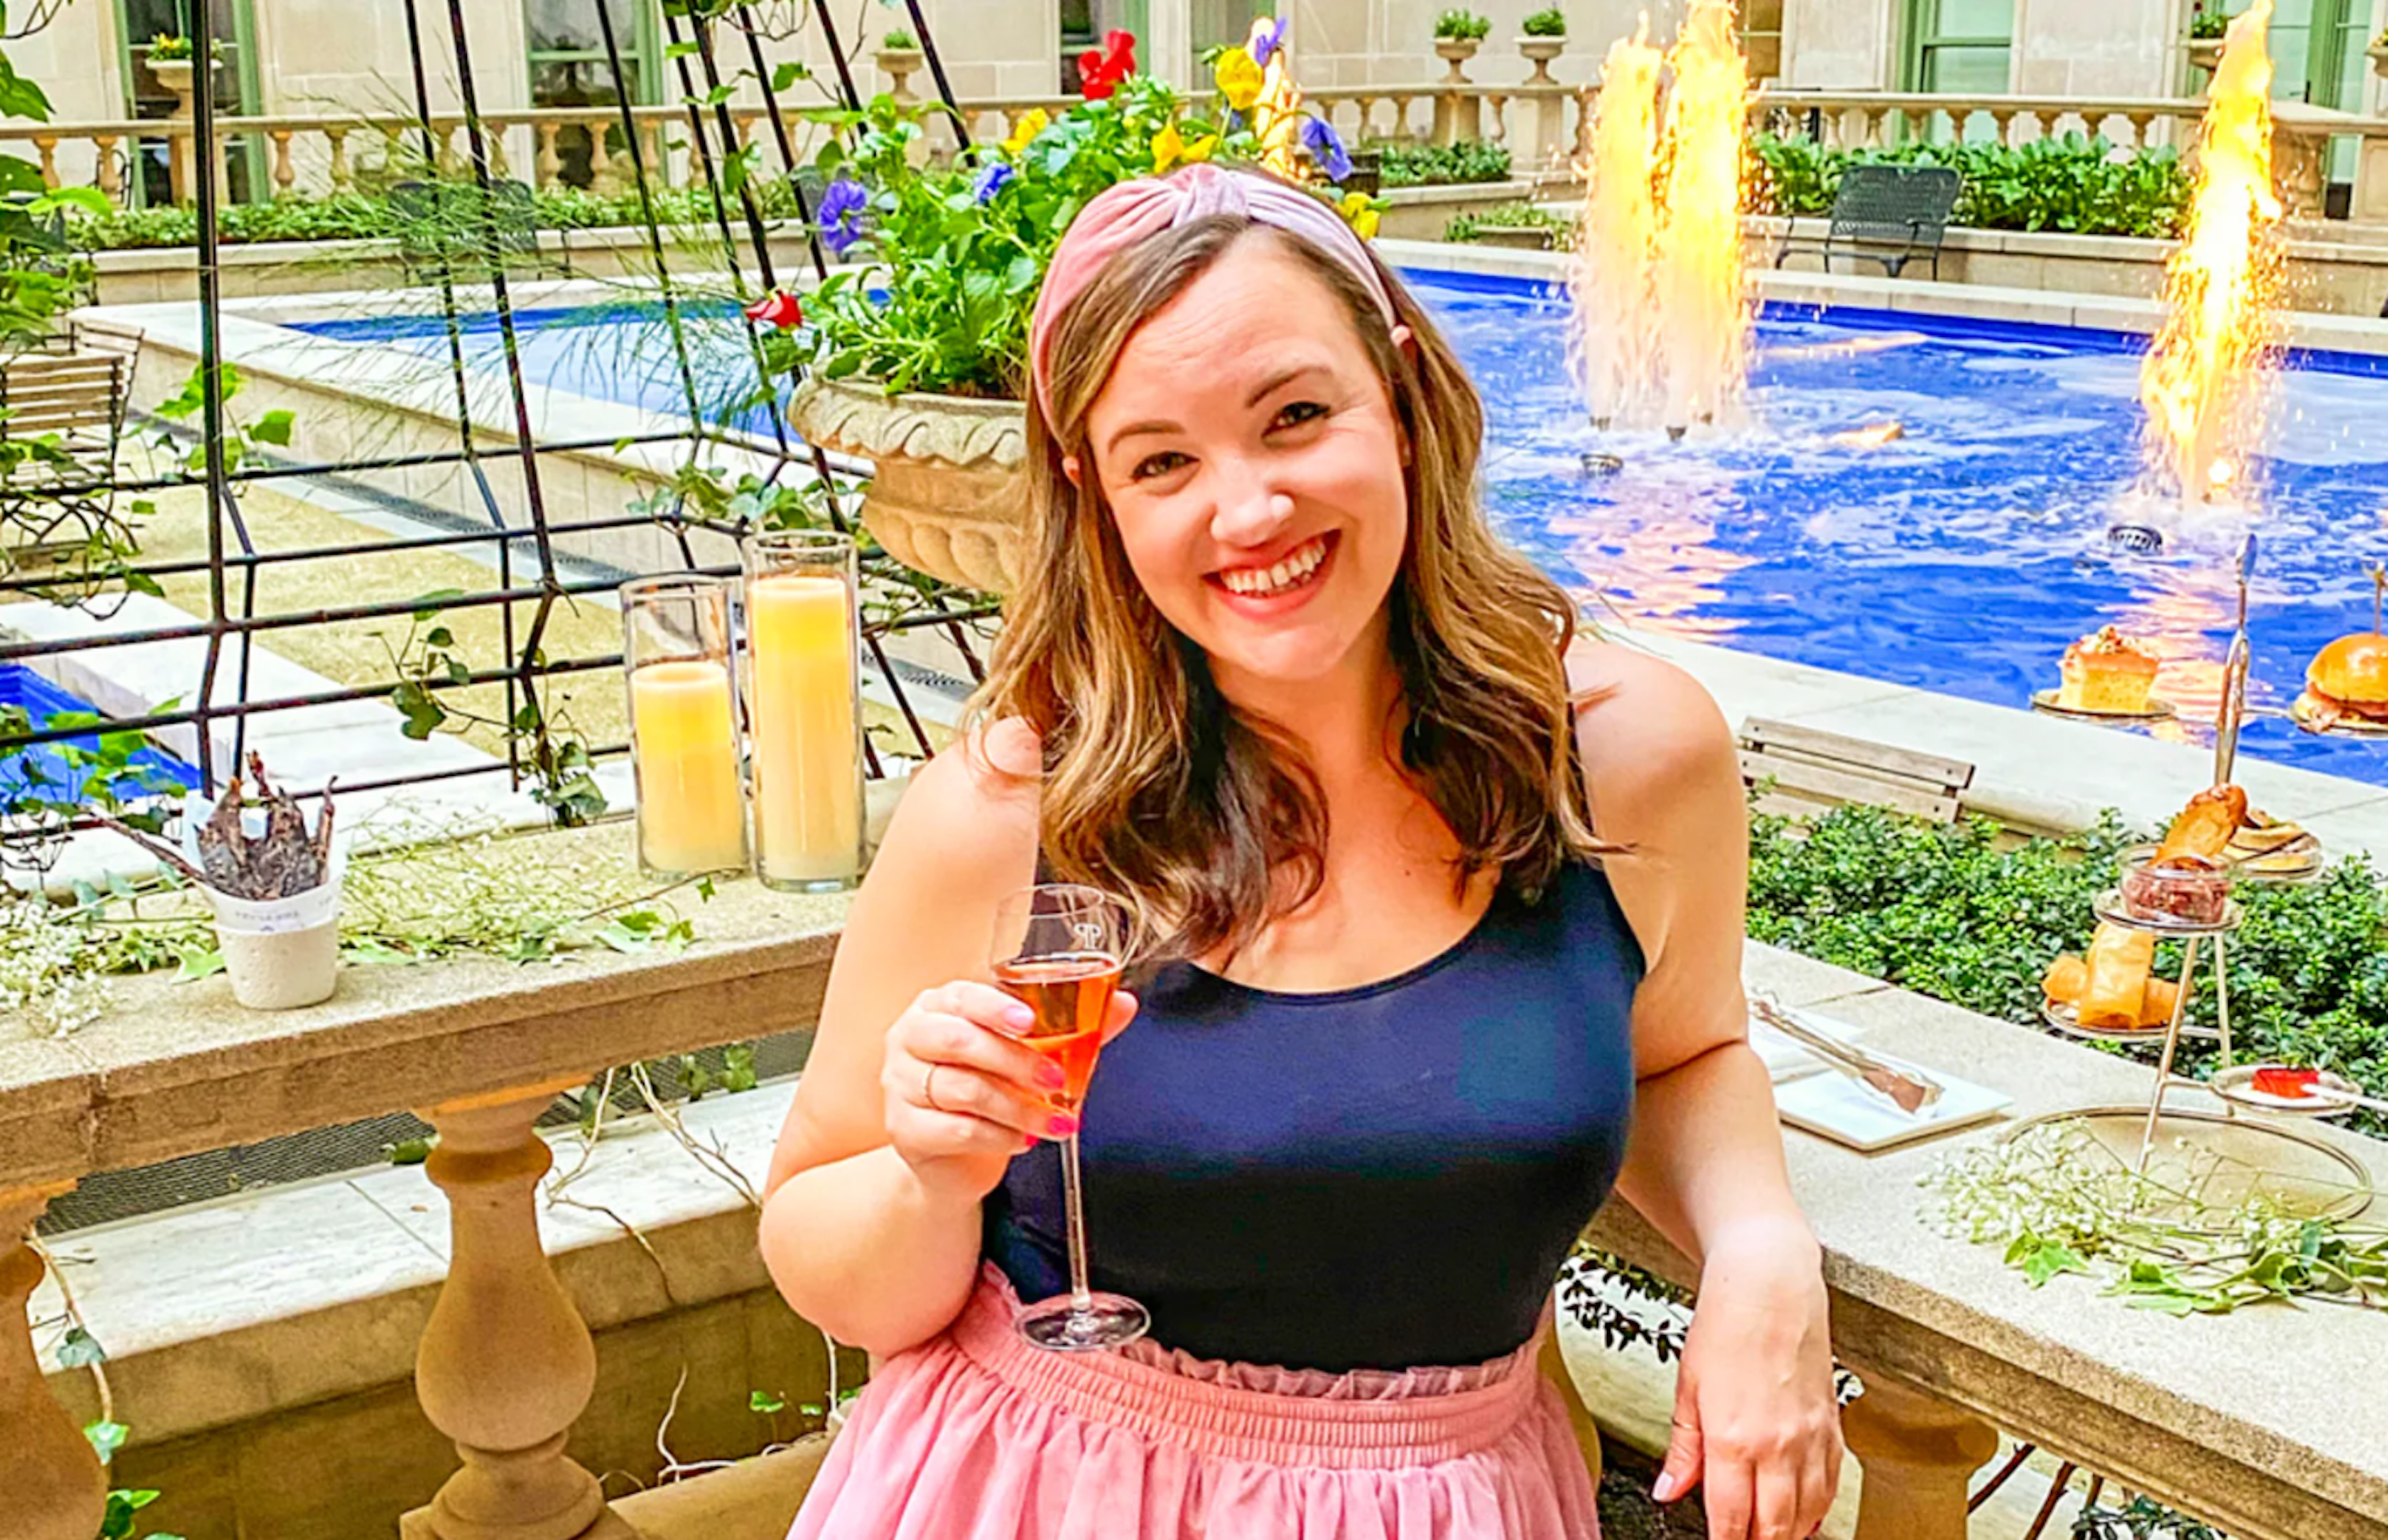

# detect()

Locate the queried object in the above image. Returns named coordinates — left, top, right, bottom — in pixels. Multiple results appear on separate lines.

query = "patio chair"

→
left=1738, top=716, right=1975, bottom=823
left=0, top=318, right=141, bottom=575
left=1775, top=163, right=1962, bottom=280
left=388, top=177, right=568, bottom=284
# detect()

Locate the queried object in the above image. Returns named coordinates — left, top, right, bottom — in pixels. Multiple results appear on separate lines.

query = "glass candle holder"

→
left=741, top=530, right=863, bottom=892
left=621, top=575, right=748, bottom=880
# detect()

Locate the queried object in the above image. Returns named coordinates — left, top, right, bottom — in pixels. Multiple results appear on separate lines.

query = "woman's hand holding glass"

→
left=881, top=980, right=1140, bottom=1205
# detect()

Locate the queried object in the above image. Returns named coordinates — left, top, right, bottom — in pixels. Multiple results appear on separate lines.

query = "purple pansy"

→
left=1300, top=115, right=1351, bottom=182
left=1251, top=16, right=1289, bottom=67
left=973, top=162, right=1015, bottom=203
left=818, top=177, right=869, bottom=257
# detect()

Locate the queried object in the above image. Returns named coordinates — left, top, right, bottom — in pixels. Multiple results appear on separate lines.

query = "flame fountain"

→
left=1568, top=0, right=1750, bottom=437
left=2138, top=0, right=2283, bottom=504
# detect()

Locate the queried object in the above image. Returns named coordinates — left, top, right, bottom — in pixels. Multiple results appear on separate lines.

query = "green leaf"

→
left=85, top=1419, right=128, bottom=1465
left=173, top=949, right=225, bottom=983
left=770, top=61, right=810, bottom=92
left=2019, top=1241, right=2088, bottom=1288
left=56, top=1326, right=106, bottom=1368
left=248, top=409, right=295, bottom=447
left=750, top=1389, right=787, bottom=1414
left=384, top=1137, right=435, bottom=1166
left=409, top=588, right=466, bottom=621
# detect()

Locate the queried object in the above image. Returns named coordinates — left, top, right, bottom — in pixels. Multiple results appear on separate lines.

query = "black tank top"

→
left=984, top=860, right=1644, bottom=1372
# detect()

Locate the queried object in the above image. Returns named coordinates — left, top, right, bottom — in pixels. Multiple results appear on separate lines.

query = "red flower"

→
left=1078, top=29, right=1136, bottom=100
left=744, top=289, right=802, bottom=329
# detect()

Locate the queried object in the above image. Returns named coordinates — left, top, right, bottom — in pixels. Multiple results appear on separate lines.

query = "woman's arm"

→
left=758, top=721, right=1065, bottom=1358
left=1571, top=643, right=1843, bottom=1540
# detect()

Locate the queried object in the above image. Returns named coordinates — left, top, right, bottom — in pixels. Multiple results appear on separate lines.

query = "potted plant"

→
left=2187, top=6, right=2228, bottom=73
left=1433, top=8, right=1491, bottom=75
left=781, top=48, right=1377, bottom=594
left=144, top=33, right=219, bottom=98
left=113, top=755, right=342, bottom=1010
left=2371, top=26, right=2388, bottom=79
left=1519, top=7, right=1567, bottom=85
left=876, top=27, right=925, bottom=102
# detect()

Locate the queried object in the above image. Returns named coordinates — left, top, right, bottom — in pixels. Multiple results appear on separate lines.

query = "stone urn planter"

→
left=1517, top=35, right=1566, bottom=86
left=2370, top=40, right=2388, bottom=80
left=1434, top=37, right=1481, bottom=83
left=876, top=45, right=926, bottom=105
left=149, top=57, right=196, bottom=98
left=790, top=375, right=1029, bottom=595
left=2187, top=37, right=2224, bottom=74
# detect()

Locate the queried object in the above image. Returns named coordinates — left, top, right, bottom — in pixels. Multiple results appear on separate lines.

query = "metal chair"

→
left=0, top=318, right=142, bottom=578
left=1776, top=163, right=1963, bottom=280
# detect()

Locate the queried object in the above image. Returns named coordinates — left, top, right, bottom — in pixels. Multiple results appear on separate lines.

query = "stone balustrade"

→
left=7, top=816, right=2388, bottom=1538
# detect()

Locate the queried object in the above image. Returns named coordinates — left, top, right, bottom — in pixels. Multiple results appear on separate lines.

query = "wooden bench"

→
left=0, top=318, right=141, bottom=574
left=1737, top=717, right=1975, bottom=823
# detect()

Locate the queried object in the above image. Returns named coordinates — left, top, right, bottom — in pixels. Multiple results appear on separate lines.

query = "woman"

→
left=762, top=164, right=1840, bottom=1539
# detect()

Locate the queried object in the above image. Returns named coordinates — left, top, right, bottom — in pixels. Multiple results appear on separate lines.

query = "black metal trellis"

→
left=0, top=0, right=995, bottom=847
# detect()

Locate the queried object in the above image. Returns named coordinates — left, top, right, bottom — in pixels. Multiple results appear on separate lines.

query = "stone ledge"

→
left=0, top=823, right=849, bottom=1189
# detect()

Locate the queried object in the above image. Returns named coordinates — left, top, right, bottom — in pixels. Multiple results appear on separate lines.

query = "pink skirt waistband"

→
left=949, top=1265, right=1549, bottom=1470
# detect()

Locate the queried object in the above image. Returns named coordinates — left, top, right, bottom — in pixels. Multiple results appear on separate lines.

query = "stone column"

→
left=2270, top=124, right=2330, bottom=223
left=1841, top=1376, right=2001, bottom=1540
left=0, top=1182, right=106, bottom=1540
left=1432, top=40, right=1481, bottom=147
left=402, top=1077, right=632, bottom=1540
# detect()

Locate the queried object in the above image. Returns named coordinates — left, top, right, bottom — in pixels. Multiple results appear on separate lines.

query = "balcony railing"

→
left=6, top=824, right=2388, bottom=1540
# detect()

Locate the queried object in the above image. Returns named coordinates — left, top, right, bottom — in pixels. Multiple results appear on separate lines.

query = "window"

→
left=525, top=0, right=658, bottom=189
left=1740, top=0, right=1785, bottom=83
left=117, top=0, right=258, bottom=205
left=1190, top=0, right=1272, bottom=57
left=1900, top=0, right=2012, bottom=95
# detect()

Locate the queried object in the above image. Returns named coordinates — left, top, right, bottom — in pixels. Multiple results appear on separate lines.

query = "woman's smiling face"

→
left=1080, top=233, right=1412, bottom=695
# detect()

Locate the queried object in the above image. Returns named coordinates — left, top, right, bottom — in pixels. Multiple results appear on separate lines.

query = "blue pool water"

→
left=297, top=272, right=2388, bottom=786
left=0, top=665, right=198, bottom=805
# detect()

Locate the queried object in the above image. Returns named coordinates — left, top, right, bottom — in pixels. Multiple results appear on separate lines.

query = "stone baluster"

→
left=1391, top=91, right=1419, bottom=147
left=535, top=122, right=560, bottom=190
left=30, top=134, right=55, bottom=188
left=1352, top=96, right=1376, bottom=145
left=1484, top=91, right=1511, bottom=149
left=1988, top=109, right=2016, bottom=147
left=0, top=1183, right=105, bottom=1540
left=2124, top=112, right=2156, bottom=151
left=435, top=124, right=460, bottom=177
left=1841, top=1377, right=2001, bottom=1540
left=644, top=121, right=669, bottom=188
left=270, top=129, right=295, bottom=196
left=326, top=126, right=351, bottom=191
left=402, top=1077, right=627, bottom=1540
left=382, top=125, right=405, bottom=177
left=95, top=135, right=121, bottom=201
left=586, top=119, right=615, bottom=194
left=488, top=130, right=512, bottom=183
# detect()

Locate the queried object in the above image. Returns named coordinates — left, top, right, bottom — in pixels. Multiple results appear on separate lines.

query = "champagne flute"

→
left=989, top=883, right=1149, bottom=1352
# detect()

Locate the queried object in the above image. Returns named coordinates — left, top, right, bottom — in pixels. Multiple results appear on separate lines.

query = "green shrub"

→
left=1374, top=138, right=1512, bottom=188
left=881, top=27, right=918, bottom=49
left=1434, top=9, right=1492, bottom=41
left=1522, top=7, right=1568, bottom=37
left=1443, top=200, right=1571, bottom=247
left=1750, top=129, right=2191, bottom=240
left=2189, top=6, right=2230, bottom=40
left=1748, top=801, right=2388, bottom=1138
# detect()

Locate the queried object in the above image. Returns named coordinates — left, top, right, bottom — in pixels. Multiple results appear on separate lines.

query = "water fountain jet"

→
left=1567, top=1, right=1749, bottom=438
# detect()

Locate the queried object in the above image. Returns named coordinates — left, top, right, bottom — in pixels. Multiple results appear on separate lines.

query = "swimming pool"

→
left=296, top=270, right=2388, bottom=786
left=0, top=664, right=198, bottom=806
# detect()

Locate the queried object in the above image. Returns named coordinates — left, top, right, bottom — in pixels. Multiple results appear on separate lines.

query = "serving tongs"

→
left=1750, top=994, right=1945, bottom=1117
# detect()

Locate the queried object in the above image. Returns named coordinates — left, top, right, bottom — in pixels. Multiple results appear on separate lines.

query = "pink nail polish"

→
left=1036, top=1061, right=1066, bottom=1089
left=1652, top=1473, right=1681, bottom=1503
left=1048, top=1114, right=1080, bottom=1138
left=1004, top=1003, right=1037, bottom=1031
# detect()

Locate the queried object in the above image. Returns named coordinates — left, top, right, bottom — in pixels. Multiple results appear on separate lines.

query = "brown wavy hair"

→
left=973, top=213, right=1606, bottom=961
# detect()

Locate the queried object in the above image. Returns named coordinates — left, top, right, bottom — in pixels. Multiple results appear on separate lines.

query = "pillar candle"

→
left=628, top=658, right=746, bottom=877
left=746, top=572, right=861, bottom=889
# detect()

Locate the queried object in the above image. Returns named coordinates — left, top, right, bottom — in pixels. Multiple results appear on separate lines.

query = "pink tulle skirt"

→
left=787, top=1265, right=1601, bottom=1539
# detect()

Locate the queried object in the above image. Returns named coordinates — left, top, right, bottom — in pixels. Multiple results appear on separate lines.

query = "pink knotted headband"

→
left=1027, top=163, right=1399, bottom=426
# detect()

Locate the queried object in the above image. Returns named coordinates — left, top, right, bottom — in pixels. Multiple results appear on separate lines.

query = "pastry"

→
left=2058, top=626, right=2160, bottom=714
left=2045, top=935, right=2177, bottom=1028
left=2119, top=785, right=2249, bottom=925
left=2227, top=811, right=2320, bottom=875
left=2078, top=923, right=2158, bottom=1028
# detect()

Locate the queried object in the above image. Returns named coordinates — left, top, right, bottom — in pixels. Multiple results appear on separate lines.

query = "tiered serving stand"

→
left=2023, top=537, right=2374, bottom=1220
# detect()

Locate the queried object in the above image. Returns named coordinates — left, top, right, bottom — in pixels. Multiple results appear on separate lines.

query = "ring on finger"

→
left=923, top=1063, right=948, bottom=1113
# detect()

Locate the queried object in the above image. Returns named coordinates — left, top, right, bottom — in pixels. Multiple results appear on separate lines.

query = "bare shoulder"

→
left=1563, top=639, right=1736, bottom=825
left=869, top=716, right=1043, bottom=892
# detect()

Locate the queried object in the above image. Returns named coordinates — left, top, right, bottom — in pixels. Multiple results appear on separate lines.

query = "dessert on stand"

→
left=2032, top=624, right=2174, bottom=722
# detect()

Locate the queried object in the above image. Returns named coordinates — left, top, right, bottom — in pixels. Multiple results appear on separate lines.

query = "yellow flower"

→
left=1340, top=191, right=1381, bottom=241
left=1001, top=108, right=1049, bottom=156
left=1214, top=45, right=1264, bottom=111
left=1150, top=122, right=1218, bottom=173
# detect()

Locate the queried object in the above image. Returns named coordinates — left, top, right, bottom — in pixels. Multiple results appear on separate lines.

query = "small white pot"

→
left=204, top=876, right=341, bottom=1010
